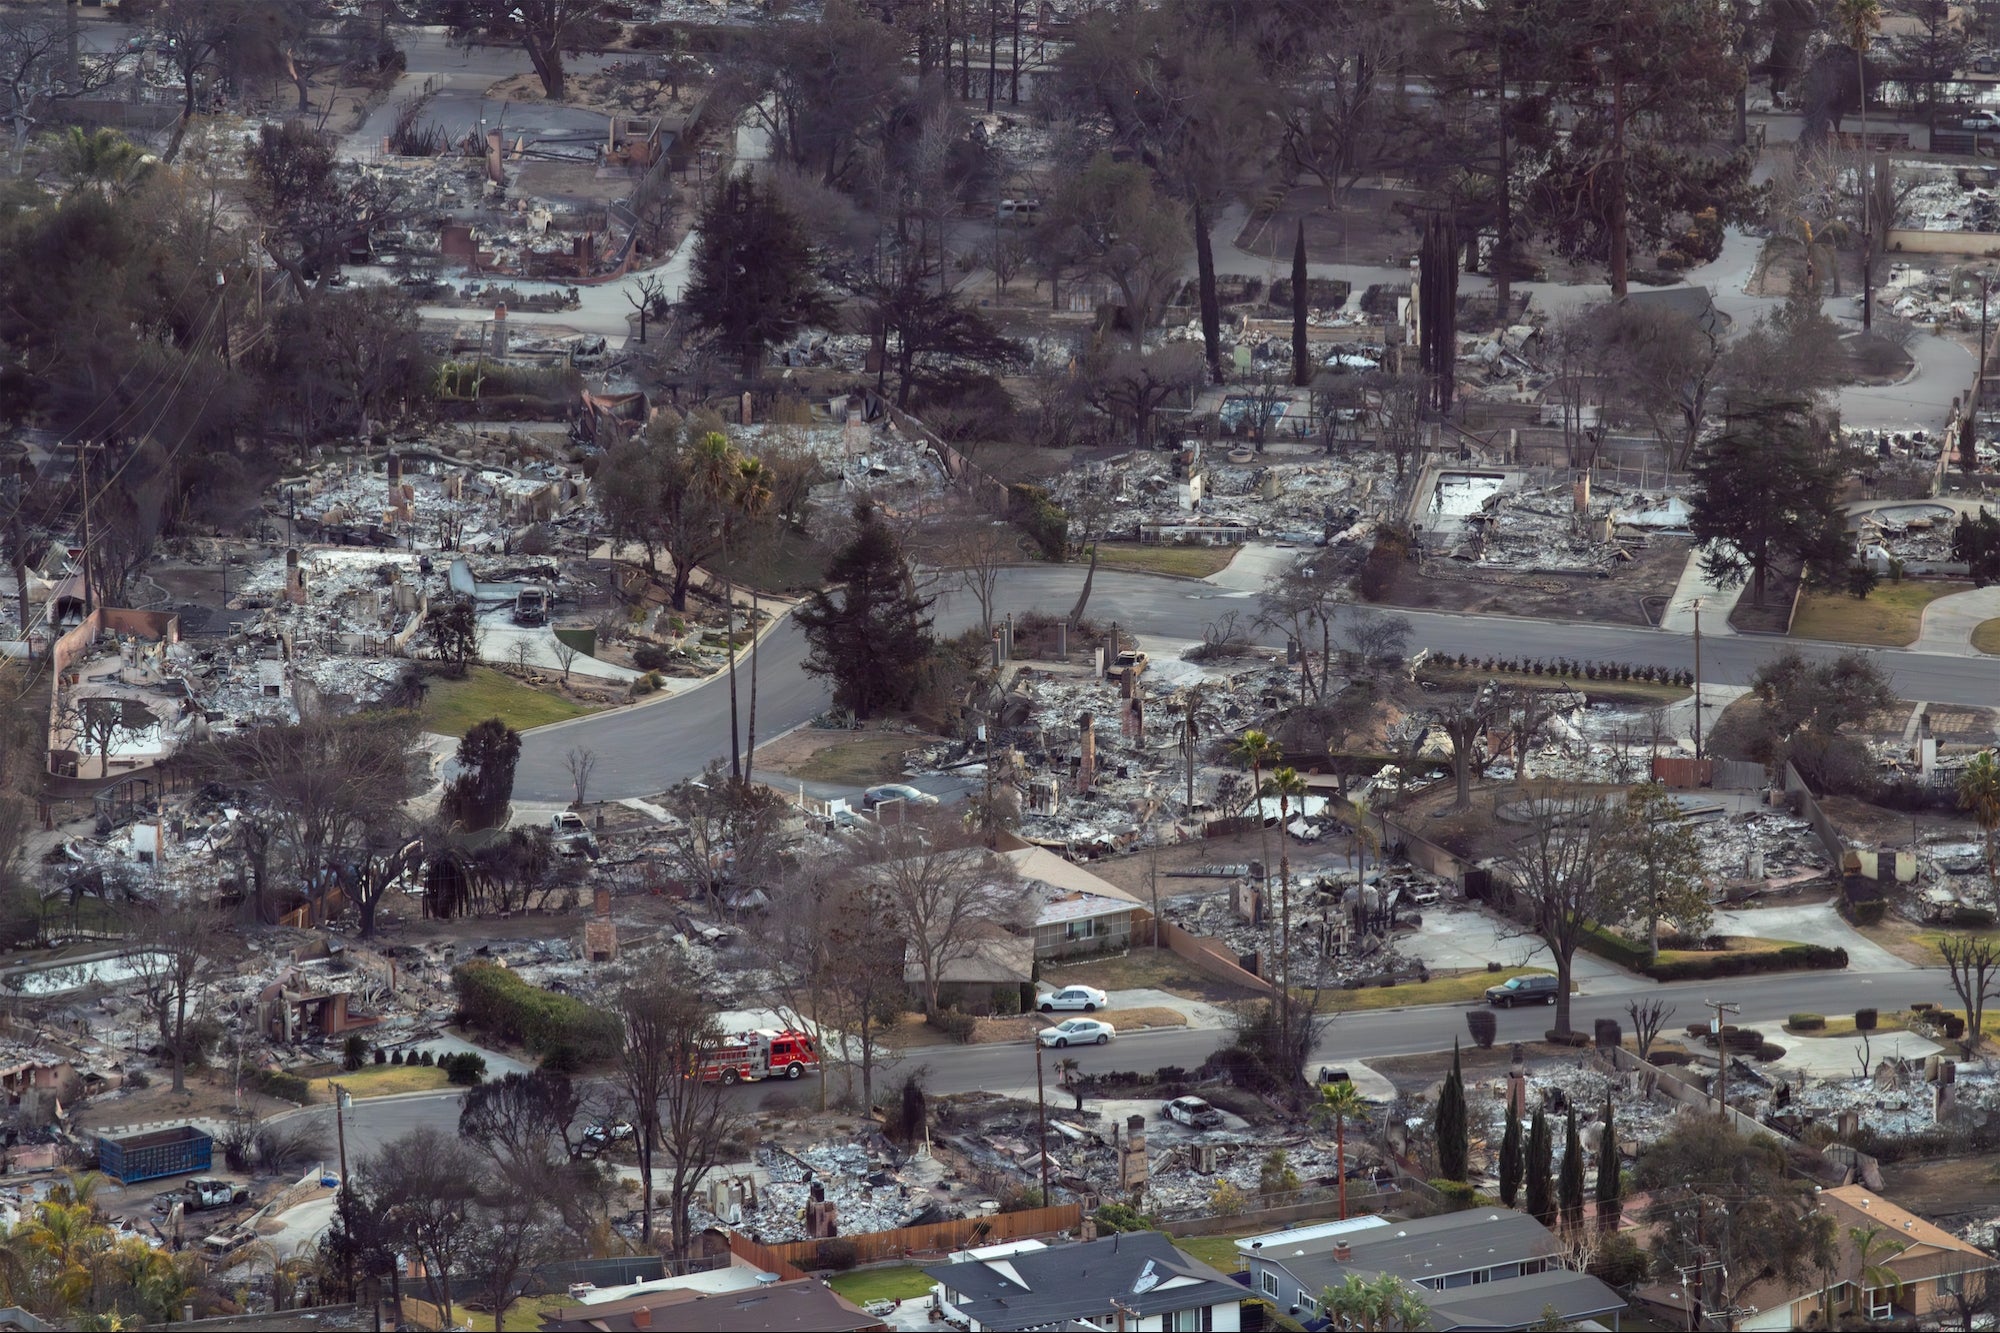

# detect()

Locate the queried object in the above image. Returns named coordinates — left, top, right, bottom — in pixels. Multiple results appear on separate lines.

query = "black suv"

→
left=1484, top=974, right=1560, bottom=1007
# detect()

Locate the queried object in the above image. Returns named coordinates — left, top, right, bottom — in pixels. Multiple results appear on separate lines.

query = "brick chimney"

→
left=1077, top=712, right=1095, bottom=793
left=630, top=1306, right=651, bottom=1330
left=593, top=886, right=611, bottom=918
left=491, top=303, right=509, bottom=356
left=1334, top=1241, right=1353, bottom=1262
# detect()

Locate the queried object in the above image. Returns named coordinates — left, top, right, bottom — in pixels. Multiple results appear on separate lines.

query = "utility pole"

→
left=76, top=440, right=95, bottom=614
left=1706, top=998, right=1740, bottom=1118
left=331, top=1080, right=353, bottom=1296
left=1691, top=598, right=1703, bottom=762
left=1034, top=1039, right=1050, bottom=1201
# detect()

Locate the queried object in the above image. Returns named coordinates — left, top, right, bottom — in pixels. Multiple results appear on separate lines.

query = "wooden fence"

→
left=727, top=1229, right=809, bottom=1281
left=759, top=1202, right=1082, bottom=1269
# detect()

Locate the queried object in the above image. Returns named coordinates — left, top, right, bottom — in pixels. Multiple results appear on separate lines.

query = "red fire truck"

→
left=698, top=1028, right=820, bottom=1085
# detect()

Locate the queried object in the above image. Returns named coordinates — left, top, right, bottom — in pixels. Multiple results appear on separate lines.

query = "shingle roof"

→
left=1267, top=1209, right=1560, bottom=1290
left=924, top=1232, right=1241, bottom=1331
left=1426, top=1269, right=1628, bottom=1330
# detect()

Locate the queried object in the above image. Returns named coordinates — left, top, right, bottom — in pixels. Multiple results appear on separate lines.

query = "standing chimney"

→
left=491, top=303, right=509, bottom=356
left=1333, top=1241, right=1353, bottom=1263
left=1077, top=712, right=1096, bottom=793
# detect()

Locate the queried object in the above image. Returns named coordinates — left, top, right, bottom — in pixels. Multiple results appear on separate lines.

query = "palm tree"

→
left=690, top=432, right=753, bottom=782
left=1836, top=0, right=1881, bottom=144
left=1325, top=1273, right=1385, bottom=1331
left=1229, top=729, right=1281, bottom=901
left=56, top=127, right=145, bottom=197
left=1314, top=1078, right=1371, bottom=1220
left=1174, top=690, right=1214, bottom=815
left=1848, top=1223, right=1905, bottom=1320
left=1958, top=750, right=2000, bottom=894
left=1266, top=765, right=1309, bottom=1030
left=1373, top=1273, right=1431, bottom=1332
left=1056, top=1055, right=1084, bottom=1111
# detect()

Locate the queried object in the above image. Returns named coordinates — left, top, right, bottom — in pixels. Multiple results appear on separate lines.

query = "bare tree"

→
left=364, top=1127, right=482, bottom=1319
left=0, top=4, right=126, bottom=175
left=615, top=965, right=742, bottom=1262
left=454, top=0, right=607, bottom=102
left=551, top=638, right=580, bottom=684
left=1434, top=690, right=1498, bottom=812
left=1259, top=553, right=1346, bottom=704
left=626, top=271, right=667, bottom=344
left=1496, top=786, right=1627, bottom=1037
left=464, top=1183, right=565, bottom=1333
left=564, top=747, right=597, bottom=809
left=125, top=896, right=231, bottom=1095
left=1339, top=605, right=1414, bottom=666
left=659, top=763, right=785, bottom=911
left=950, top=520, right=1016, bottom=638
left=1625, top=998, right=1677, bottom=1061
left=1596, top=300, right=1723, bottom=470
left=770, top=860, right=903, bottom=1110
left=854, top=810, right=1026, bottom=1018
left=1939, top=933, right=2000, bottom=1055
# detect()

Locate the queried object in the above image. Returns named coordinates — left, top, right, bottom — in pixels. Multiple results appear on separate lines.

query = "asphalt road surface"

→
left=316, top=963, right=1931, bottom=1159
left=513, top=565, right=2000, bottom=802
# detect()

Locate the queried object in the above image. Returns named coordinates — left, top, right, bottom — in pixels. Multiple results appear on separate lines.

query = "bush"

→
left=929, top=1009, right=977, bottom=1043
left=256, top=1069, right=313, bottom=1104
left=1094, top=1202, right=1154, bottom=1233
left=441, top=1052, right=488, bottom=1086
left=418, top=1050, right=435, bottom=1067
left=1941, top=1014, right=1967, bottom=1040
left=1788, top=1014, right=1826, bottom=1031
left=1591, top=1232, right=1651, bottom=1287
left=390, top=1050, right=405, bottom=1065
left=1756, top=1042, right=1787, bottom=1061
left=1007, top=484, right=1068, bottom=559
left=632, top=644, right=673, bottom=672
left=1580, top=924, right=1651, bottom=970
left=1544, top=1029, right=1592, bottom=1048
left=1594, top=1019, right=1623, bottom=1051
left=1466, top=1009, right=1498, bottom=1049
left=373, top=1048, right=387, bottom=1065
left=1357, top=527, right=1411, bottom=602
left=540, top=1043, right=585, bottom=1075
left=124, top=1070, right=150, bottom=1090
left=1429, top=1178, right=1479, bottom=1210
left=342, top=1034, right=369, bottom=1072
left=1840, top=896, right=1888, bottom=926
left=1644, top=944, right=1847, bottom=983
left=1948, top=905, right=1998, bottom=928
left=994, top=986, right=1020, bottom=1017
left=452, top=961, right=624, bottom=1063
left=1855, top=1008, right=1879, bottom=1031
left=815, top=1239, right=859, bottom=1271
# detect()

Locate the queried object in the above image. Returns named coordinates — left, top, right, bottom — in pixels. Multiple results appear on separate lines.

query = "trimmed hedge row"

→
left=1579, top=924, right=1651, bottom=970
left=1647, top=944, right=1847, bottom=983
left=452, top=961, right=623, bottom=1064
left=1788, top=1013, right=1826, bottom=1031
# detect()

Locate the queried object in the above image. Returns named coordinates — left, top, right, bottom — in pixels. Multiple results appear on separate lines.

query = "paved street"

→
left=514, top=565, right=2000, bottom=802
left=306, top=961, right=1939, bottom=1162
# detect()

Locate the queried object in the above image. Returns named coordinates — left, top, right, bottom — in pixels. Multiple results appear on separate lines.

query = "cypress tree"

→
left=1596, top=1098, right=1622, bottom=1230
left=794, top=502, right=936, bottom=720
left=1524, top=1108, right=1554, bottom=1227
left=1559, top=1107, right=1585, bottom=1232
left=1291, top=220, right=1311, bottom=387
left=1434, top=1040, right=1468, bottom=1183
left=1499, top=1097, right=1523, bottom=1208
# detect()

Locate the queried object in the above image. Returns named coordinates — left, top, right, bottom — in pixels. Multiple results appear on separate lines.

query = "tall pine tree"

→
left=1524, top=1107, right=1554, bottom=1227
left=683, top=171, right=836, bottom=377
left=794, top=503, right=936, bottom=719
left=1595, top=1098, right=1622, bottom=1230
left=1499, top=1097, right=1524, bottom=1208
left=1434, top=1040, right=1468, bottom=1183
left=1559, top=1107, right=1585, bottom=1232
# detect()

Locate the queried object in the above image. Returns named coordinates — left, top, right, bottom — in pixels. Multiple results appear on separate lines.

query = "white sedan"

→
left=1039, top=1017, right=1115, bottom=1048
left=1038, top=985, right=1109, bottom=1013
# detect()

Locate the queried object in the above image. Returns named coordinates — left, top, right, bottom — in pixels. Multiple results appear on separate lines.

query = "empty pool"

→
left=1430, top=472, right=1506, bottom=519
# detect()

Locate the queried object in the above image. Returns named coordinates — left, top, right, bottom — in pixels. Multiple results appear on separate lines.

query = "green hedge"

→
left=1839, top=897, right=1887, bottom=926
left=1788, top=1013, right=1826, bottom=1031
left=1579, top=924, right=1651, bottom=970
left=1647, top=944, right=1847, bottom=983
left=256, top=1069, right=313, bottom=1104
left=452, top=961, right=623, bottom=1064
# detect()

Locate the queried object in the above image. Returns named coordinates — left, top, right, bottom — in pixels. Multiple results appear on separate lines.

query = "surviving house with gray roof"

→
left=925, top=1231, right=1244, bottom=1331
left=1236, top=1211, right=1627, bottom=1330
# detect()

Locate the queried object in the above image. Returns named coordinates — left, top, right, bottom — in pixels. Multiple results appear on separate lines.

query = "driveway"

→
left=1912, top=584, right=2000, bottom=656
left=1709, top=903, right=1914, bottom=973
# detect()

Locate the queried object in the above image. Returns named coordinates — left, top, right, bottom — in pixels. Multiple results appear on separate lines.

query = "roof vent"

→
left=755, top=1272, right=781, bottom=1286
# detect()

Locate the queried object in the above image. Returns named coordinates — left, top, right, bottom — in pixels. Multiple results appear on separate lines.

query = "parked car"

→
left=1039, top=1017, right=1115, bottom=1047
left=1484, top=974, right=1560, bottom=1007
left=1106, top=649, right=1149, bottom=681
left=1162, top=1095, right=1224, bottom=1129
left=1965, top=110, right=2000, bottom=131
left=863, top=783, right=939, bottom=809
left=1038, top=985, right=1109, bottom=1013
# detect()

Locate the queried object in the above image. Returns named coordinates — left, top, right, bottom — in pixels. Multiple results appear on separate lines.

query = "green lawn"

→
left=789, top=735, right=921, bottom=786
left=1170, top=1232, right=1252, bottom=1271
left=829, top=1264, right=935, bottom=1305
left=1415, top=665, right=1689, bottom=706
left=1975, top=619, right=2000, bottom=656
left=1092, top=543, right=1241, bottom=579
left=306, top=1063, right=451, bottom=1101
left=1784, top=1007, right=2000, bottom=1040
left=421, top=666, right=596, bottom=736
left=1790, top=580, right=1972, bottom=648
left=1652, top=935, right=1802, bottom=968
left=1313, top=967, right=1552, bottom=1013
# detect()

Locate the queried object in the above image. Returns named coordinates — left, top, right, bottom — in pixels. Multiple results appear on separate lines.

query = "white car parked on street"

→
left=1038, top=985, right=1109, bottom=1013
left=1038, top=1017, right=1115, bottom=1047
